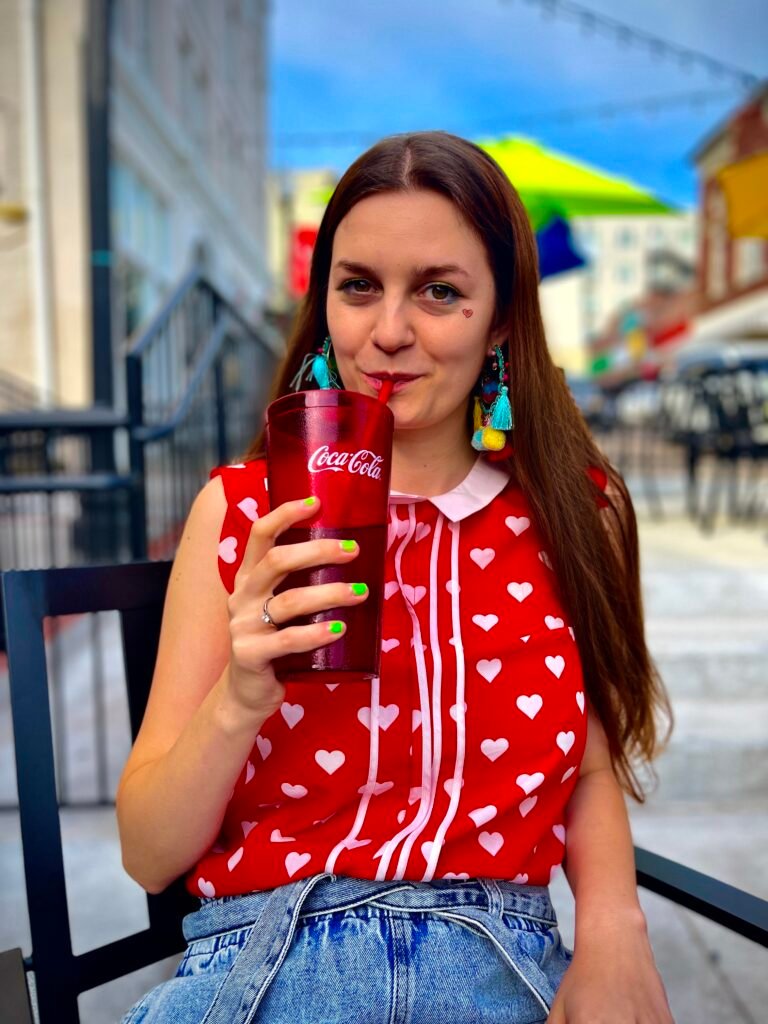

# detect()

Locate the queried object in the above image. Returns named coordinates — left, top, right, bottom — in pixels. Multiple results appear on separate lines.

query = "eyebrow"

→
left=333, top=260, right=471, bottom=279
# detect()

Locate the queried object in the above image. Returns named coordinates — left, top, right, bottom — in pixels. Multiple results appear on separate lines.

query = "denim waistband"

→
left=184, top=872, right=556, bottom=943
left=188, top=873, right=559, bottom=1024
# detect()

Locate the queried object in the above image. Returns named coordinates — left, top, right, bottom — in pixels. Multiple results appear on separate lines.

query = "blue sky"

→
left=269, top=0, right=767, bottom=208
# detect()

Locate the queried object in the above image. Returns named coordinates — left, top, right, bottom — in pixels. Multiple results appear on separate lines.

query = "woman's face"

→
left=326, top=189, right=505, bottom=437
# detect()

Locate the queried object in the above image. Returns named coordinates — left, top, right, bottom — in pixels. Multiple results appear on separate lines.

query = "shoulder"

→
left=207, top=459, right=269, bottom=593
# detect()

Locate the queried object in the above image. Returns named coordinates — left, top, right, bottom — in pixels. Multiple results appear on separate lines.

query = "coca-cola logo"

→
left=307, top=445, right=384, bottom=480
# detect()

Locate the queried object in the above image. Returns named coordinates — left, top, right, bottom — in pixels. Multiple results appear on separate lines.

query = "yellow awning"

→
left=717, top=151, right=768, bottom=238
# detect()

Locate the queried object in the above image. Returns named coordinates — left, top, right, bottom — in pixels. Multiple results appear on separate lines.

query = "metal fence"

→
left=0, top=270, right=282, bottom=572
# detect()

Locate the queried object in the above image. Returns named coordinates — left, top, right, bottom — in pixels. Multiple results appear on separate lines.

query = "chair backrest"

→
left=1, top=561, right=197, bottom=1024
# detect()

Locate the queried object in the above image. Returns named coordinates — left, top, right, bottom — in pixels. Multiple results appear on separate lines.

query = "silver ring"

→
left=261, top=596, right=281, bottom=629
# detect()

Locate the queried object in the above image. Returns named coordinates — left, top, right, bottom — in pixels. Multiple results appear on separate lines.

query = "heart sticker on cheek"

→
left=462, top=309, right=473, bottom=318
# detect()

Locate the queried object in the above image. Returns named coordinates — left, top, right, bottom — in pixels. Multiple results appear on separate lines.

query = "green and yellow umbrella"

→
left=476, top=136, right=673, bottom=230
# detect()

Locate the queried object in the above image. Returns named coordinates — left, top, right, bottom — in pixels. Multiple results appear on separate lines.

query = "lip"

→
left=361, top=372, right=423, bottom=394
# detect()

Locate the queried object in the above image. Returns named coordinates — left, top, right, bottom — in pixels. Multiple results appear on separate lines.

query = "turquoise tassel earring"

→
left=289, top=336, right=342, bottom=391
left=471, top=344, right=514, bottom=453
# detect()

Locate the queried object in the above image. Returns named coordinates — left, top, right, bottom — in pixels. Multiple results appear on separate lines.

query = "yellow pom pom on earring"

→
left=481, top=427, right=506, bottom=451
left=473, top=396, right=484, bottom=432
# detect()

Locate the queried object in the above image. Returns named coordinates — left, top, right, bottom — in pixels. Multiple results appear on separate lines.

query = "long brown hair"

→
left=245, top=131, right=672, bottom=801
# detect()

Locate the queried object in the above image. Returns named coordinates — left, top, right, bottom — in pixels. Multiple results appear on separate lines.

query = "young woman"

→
left=117, top=131, right=675, bottom=1023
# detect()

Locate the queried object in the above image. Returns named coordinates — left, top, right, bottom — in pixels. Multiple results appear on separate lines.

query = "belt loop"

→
left=479, top=878, right=504, bottom=917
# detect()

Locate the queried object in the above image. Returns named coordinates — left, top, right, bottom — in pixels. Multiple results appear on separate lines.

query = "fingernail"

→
left=303, top=496, right=317, bottom=506
left=339, top=539, right=356, bottom=552
left=350, top=583, right=368, bottom=596
left=328, top=620, right=344, bottom=634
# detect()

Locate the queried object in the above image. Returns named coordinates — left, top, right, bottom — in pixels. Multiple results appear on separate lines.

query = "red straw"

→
left=378, top=379, right=394, bottom=404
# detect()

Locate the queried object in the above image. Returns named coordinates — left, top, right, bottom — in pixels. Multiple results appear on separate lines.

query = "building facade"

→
left=0, top=0, right=271, bottom=409
left=692, top=83, right=768, bottom=340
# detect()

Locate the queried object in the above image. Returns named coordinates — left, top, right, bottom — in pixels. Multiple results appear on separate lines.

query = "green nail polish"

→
left=303, top=496, right=317, bottom=506
left=339, top=539, right=356, bottom=552
left=350, top=583, right=368, bottom=596
left=328, top=620, right=344, bottom=634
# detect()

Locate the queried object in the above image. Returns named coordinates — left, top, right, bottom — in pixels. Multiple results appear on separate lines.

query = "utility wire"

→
left=273, top=89, right=735, bottom=149
left=502, top=0, right=761, bottom=89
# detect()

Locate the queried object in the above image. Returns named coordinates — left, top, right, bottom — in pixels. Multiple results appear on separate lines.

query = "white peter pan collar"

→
left=389, top=455, right=511, bottom=524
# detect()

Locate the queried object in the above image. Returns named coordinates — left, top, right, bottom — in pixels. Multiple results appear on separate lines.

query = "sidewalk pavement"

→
left=0, top=511, right=766, bottom=1023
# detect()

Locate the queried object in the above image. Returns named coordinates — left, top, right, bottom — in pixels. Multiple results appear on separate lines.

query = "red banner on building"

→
left=288, top=226, right=318, bottom=299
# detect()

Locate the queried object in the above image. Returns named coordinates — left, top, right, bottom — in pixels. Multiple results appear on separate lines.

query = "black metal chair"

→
left=1, top=563, right=767, bottom=1024
left=0, top=562, right=196, bottom=1024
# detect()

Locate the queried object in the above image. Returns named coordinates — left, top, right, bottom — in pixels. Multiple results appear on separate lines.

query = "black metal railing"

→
left=0, top=268, right=282, bottom=572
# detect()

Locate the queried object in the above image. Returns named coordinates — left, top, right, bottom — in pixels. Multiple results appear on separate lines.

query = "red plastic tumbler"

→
left=265, top=389, right=394, bottom=683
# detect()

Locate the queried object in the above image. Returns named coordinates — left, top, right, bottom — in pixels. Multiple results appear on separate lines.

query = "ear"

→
left=488, top=325, right=507, bottom=354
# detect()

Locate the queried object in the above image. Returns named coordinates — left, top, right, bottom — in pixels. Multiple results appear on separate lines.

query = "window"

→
left=616, top=226, right=636, bottom=248
left=734, top=238, right=764, bottom=289
left=615, top=263, right=635, bottom=284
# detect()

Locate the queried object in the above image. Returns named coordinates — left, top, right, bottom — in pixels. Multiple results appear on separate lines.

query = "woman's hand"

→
left=225, top=494, right=368, bottom=719
left=546, top=913, right=674, bottom=1024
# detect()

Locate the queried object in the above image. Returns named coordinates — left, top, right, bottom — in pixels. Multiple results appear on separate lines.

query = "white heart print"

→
left=576, top=691, right=585, bottom=713
left=245, top=761, right=255, bottom=784
left=516, top=772, right=545, bottom=795
left=476, top=658, right=502, bottom=683
left=481, top=738, right=509, bottom=762
left=443, top=872, right=470, bottom=880
left=280, top=702, right=304, bottom=729
left=285, top=852, right=311, bottom=878
left=518, top=796, right=537, bottom=817
left=478, top=831, right=504, bottom=856
left=218, top=537, right=238, bottom=563
left=227, top=847, right=244, bottom=872
left=561, top=766, right=576, bottom=783
left=505, top=516, right=530, bottom=536
left=198, top=878, right=216, bottom=898
left=507, top=582, right=533, bottom=602
left=470, top=547, right=495, bottom=569
left=241, top=820, right=257, bottom=837
left=449, top=702, right=467, bottom=721
left=415, top=522, right=431, bottom=543
left=557, top=731, right=575, bottom=755
left=384, top=581, right=399, bottom=600
left=444, top=777, right=464, bottom=797
left=545, top=655, right=565, bottom=679
left=472, top=614, right=498, bottom=632
left=553, top=824, right=566, bottom=844
left=421, top=839, right=444, bottom=861
left=315, top=749, right=345, bottom=774
left=545, top=615, right=564, bottom=630
left=445, top=580, right=460, bottom=595
left=468, top=805, right=497, bottom=828
left=402, top=584, right=427, bottom=605
left=516, top=694, right=543, bottom=719
left=381, top=638, right=400, bottom=653
left=412, top=710, right=422, bottom=731
left=270, top=829, right=295, bottom=843
left=256, top=736, right=271, bottom=760
left=236, top=497, right=259, bottom=521
left=357, top=780, right=394, bottom=796
left=538, top=550, right=553, bottom=570
left=358, top=704, right=400, bottom=731
left=281, top=782, right=308, bottom=799
left=513, top=873, right=529, bottom=884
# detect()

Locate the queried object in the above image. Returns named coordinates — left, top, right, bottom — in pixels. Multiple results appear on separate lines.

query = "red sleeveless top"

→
left=187, top=456, right=608, bottom=898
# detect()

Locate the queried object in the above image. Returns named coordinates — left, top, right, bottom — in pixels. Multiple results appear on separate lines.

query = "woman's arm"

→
left=562, top=706, right=646, bottom=940
left=549, top=705, right=674, bottom=1023
left=116, top=478, right=282, bottom=894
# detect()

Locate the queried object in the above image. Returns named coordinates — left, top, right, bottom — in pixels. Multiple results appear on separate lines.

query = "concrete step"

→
left=646, top=698, right=768, bottom=801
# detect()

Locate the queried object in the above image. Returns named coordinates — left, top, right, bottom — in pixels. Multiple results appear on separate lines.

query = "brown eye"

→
left=424, top=283, right=459, bottom=304
left=341, top=279, right=372, bottom=294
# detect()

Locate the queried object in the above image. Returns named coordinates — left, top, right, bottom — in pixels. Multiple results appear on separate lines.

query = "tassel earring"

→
left=289, top=336, right=342, bottom=392
left=471, top=344, right=514, bottom=454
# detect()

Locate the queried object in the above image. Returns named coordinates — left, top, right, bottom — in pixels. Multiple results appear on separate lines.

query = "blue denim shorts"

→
left=120, top=872, right=574, bottom=1024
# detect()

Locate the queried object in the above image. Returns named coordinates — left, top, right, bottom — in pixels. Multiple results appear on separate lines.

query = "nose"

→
left=370, top=295, right=414, bottom=354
